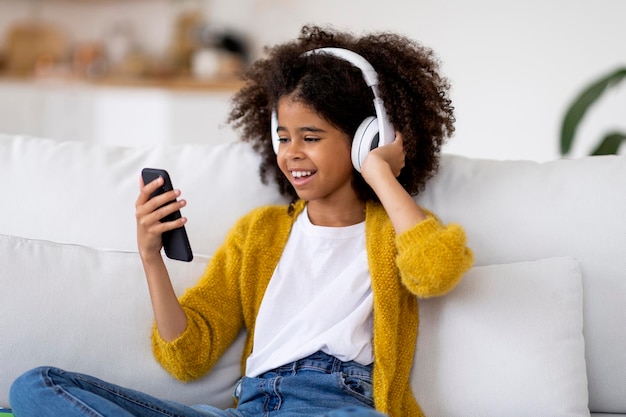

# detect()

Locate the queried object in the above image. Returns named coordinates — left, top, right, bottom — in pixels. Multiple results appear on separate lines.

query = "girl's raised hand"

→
left=135, top=175, right=187, bottom=261
left=360, top=131, right=406, bottom=182
left=359, top=132, right=427, bottom=233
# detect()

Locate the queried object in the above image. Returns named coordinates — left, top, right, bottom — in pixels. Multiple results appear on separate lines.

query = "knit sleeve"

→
left=395, top=214, right=473, bottom=298
left=151, top=215, right=250, bottom=382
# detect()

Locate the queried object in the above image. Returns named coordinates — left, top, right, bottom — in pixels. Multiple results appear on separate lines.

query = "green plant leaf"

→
left=560, top=67, right=626, bottom=155
left=590, top=131, right=626, bottom=155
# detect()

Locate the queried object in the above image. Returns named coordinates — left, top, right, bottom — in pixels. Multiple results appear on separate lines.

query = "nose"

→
left=283, top=139, right=305, bottom=159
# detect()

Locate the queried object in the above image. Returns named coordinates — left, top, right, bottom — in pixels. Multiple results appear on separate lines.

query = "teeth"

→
left=292, top=171, right=313, bottom=178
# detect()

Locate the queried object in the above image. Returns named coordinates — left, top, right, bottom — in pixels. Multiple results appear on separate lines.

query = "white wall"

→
left=212, top=0, right=626, bottom=161
left=1, top=0, right=624, bottom=161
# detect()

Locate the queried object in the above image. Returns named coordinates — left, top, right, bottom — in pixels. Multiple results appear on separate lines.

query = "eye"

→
left=277, top=137, right=290, bottom=143
left=304, top=136, right=321, bottom=142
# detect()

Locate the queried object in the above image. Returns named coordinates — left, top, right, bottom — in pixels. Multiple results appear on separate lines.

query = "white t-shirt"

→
left=245, top=206, right=374, bottom=377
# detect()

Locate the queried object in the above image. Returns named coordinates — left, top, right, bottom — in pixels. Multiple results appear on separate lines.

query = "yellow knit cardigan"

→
left=152, top=200, right=473, bottom=416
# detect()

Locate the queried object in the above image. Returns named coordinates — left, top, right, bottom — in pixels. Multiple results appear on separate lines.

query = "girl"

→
left=10, top=25, right=473, bottom=417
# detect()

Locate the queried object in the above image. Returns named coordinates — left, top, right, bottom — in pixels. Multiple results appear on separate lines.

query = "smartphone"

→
left=141, top=168, right=193, bottom=262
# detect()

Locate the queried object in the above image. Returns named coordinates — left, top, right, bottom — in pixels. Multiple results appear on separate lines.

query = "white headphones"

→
left=270, top=47, right=395, bottom=172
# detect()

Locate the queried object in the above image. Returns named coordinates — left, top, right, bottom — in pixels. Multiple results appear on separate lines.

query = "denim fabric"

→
left=9, top=352, right=386, bottom=417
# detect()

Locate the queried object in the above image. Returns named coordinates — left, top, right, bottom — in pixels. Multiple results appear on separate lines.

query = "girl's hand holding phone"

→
left=135, top=175, right=188, bottom=262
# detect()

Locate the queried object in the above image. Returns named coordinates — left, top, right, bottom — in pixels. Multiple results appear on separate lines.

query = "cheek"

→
left=328, top=150, right=356, bottom=181
left=338, top=143, right=354, bottom=169
left=276, top=153, right=290, bottom=177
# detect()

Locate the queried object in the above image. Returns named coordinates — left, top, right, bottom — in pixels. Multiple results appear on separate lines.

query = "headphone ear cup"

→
left=271, top=110, right=280, bottom=154
left=351, top=116, right=379, bottom=173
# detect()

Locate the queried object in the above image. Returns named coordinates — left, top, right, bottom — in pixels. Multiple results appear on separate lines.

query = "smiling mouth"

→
left=291, top=170, right=315, bottom=179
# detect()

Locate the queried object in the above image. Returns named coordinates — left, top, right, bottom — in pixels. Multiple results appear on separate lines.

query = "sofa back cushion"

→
left=0, top=134, right=285, bottom=255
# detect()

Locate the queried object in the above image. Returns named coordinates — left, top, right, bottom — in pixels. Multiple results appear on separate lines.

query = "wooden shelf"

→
left=93, top=75, right=245, bottom=91
left=0, top=73, right=245, bottom=92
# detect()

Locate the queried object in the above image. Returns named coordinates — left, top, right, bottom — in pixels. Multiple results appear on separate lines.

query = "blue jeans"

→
left=9, top=351, right=387, bottom=417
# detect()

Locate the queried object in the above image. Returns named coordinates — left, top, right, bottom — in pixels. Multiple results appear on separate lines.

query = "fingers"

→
left=136, top=175, right=163, bottom=207
left=136, top=176, right=183, bottom=213
left=135, top=174, right=188, bottom=231
left=152, top=198, right=188, bottom=227
left=139, top=209, right=187, bottom=236
left=392, top=131, right=406, bottom=155
left=135, top=174, right=190, bottom=259
left=136, top=197, right=188, bottom=256
left=370, top=131, right=405, bottom=176
left=136, top=193, right=187, bottom=227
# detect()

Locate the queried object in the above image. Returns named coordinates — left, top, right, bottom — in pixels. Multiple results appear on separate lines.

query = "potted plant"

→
left=560, top=67, right=626, bottom=156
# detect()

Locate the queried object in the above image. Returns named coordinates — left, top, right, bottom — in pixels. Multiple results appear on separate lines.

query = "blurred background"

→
left=0, top=0, right=624, bottom=160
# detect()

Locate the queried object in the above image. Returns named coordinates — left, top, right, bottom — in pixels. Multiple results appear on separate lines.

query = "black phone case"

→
left=141, top=168, right=193, bottom=262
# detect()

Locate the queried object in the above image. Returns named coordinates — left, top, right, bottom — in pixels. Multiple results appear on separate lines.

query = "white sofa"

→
left=0, top=133, right=624, bottom=417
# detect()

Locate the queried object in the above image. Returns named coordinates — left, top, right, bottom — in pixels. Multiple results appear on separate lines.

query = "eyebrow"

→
left=277, top=126, right=326, bottom=134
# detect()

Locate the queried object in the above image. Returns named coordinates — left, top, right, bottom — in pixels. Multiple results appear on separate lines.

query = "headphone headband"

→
left=303, top=47, right=380, bottom=88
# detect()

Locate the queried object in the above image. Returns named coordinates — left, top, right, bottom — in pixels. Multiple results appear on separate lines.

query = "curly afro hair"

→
left=227, top=25, right=455, bottom=203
